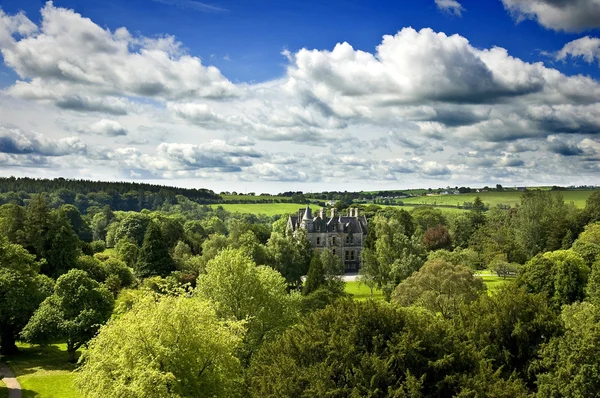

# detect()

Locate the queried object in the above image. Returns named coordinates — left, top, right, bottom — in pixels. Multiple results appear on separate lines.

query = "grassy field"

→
left=401, top=190, right=595, bottom=209
left=220, top=194, right=292, bottom=202
left=381, top=204, right=467, bottom=215
left=345, top=281, right=384, bottom=300
left=210, top=203, right=315, bottom=216
left=478, top=274, right=513, bottom=294
left=4, top=343, right=81, bottom=398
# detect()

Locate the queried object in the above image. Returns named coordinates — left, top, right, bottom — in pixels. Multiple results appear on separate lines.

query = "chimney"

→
left=330, top=208, right=336, bottom=219
left=319, top=207, right=325, bottom=219
left=354, top=208, right=359, bottom=217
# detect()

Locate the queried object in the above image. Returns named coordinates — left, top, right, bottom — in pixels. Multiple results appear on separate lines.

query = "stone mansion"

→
left=287, top=206, right=368, bottom=271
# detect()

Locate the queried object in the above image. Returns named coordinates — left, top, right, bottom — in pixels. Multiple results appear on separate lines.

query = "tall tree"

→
left=392, top=258, right=485, bottom=318
left=42, top=210, right=81, bottom=277
left=0, top=237, right=53, bottom=354
left=75, top=294, right=244, bottom=397
left=21, top=269, right=114, bottom=362
left=21, top=194, right=50, bottom=257
left=196, top=248, right=300, bottom=361
left=135, top=221, right=175, bottom=278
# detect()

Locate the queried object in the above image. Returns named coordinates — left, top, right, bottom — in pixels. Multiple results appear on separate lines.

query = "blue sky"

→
left=0, top=0, right=599, bottom=192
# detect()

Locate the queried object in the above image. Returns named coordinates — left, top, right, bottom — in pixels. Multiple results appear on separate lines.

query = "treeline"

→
left=2, top=190, right=600, bottom=396
left=0, top=177, right=222, bottom=212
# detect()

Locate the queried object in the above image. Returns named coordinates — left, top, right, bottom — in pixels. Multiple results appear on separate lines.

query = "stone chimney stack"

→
left=319, top=207, right=325, bottom=219
left=330, top=208, right=336, bottom=219
left=354, top=208, right=359, bottom=217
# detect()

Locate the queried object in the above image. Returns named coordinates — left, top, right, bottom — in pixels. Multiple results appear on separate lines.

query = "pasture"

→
left=210, top=203, right=315, bottom=216
left=220, top=194, right=292, bottom=203
left=400, top=189, right=595, bottom=209
left=3, top=343, right=80, bottom=398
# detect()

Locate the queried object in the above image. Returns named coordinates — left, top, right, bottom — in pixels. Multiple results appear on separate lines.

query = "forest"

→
left=1, top=180, right=600, bottom=397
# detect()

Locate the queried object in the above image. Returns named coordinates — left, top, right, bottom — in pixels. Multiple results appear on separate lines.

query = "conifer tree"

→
left=135, top=221, right=175, bottom=278
left=303, top=254, right=325, bottom=295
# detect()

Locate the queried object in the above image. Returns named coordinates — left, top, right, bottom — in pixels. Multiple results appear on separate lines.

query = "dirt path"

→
left=0, top=362, right=21, bottom=398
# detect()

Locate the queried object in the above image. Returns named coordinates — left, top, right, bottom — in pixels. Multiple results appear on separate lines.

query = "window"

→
left=351, top=251, right=355, bottom=260
left=332, top=237, right=336, bottom=245
left=316, top=237, right=320, bottom=245
left=332, top=249, right=336, bottom=255
left=345, top=251, right=349, bottom=260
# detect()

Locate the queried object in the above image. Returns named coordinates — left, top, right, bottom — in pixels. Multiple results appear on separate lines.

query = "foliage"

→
left=456, top=283, right=560, bottom=386
left=21, top=269, right=114, bottom=362
left=75, top=294, right=244, bottom=397
left=135, top=221, right=175, bottom=278
left=248, top=299, right=526, bottom=397
left=392, top=258, right=485, bottom=318
left=536, top=301, right=600, bottom=397
left=422, top=223, right=452, bottom=251
left=518, top=250, right=589, bottom=308
left=0, top=237, right=52, bottom=354
left=571, top=222, right=600, bottom=266
left=196, top=248, right=300, bottom=362
left=266, top=230, right=312, bottom=288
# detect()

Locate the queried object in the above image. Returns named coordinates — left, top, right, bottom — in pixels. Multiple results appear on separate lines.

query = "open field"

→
left=345, top=281, right=384, bottom=300
left=401, top=190, right=596, bottom=209
left=220, top=194, right=292, bottom=202
left=4, top=343, right=81, bottom=398
left=210, top=203, right=315, bottom=216
left=478, top=274, right=514, bottom=294
left=380, top=204, right=467, bottom=215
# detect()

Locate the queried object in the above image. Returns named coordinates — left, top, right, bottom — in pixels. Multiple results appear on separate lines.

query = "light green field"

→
left=220, top=194, right=292, bottom=202
left=478, top=274, right=513, bottom=294
left=381, top=204, right=467, bottom=214
left=345, top=281, right=384, bottom=300
left=210, top=203, right=316, bottom=216
left=5, top=343, right=81, bottom=398
left=401, top=190, right=596, bottom=209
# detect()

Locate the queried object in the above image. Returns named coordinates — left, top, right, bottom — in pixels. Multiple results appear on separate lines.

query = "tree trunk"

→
left=67, top=342, right=77, bottom=363
left=0, top=325, right=19, bottom=355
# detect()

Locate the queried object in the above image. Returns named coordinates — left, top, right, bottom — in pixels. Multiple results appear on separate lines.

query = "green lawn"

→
left=4, top=343, right=81, bottom=398
left=478, top=274, right=513, bottom=294
left=400, top=190, right=595, bottom=209
left=345, top=281, right=384, bottom=300
left=380, top=204, right=467, bottom=214
left=220, top=194, right=292, bottom=202
left=210, top=203, right=316, bottom=216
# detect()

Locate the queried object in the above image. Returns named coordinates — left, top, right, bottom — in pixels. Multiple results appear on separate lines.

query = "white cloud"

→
left=435, top=0, right=464, bottom=16
left=0, top=2, right=236, bottom=105
left=85, top=119, right=128, bottom=136
left=557, top=36, right=600, bottom=65
left=502, top=0, right=600, bottom=32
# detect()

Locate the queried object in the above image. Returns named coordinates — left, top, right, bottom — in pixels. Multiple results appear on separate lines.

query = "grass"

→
left=210, top=203, right=316, bottom=216
left=477, top=274, right=514, bottom=294
left=345, top=281, right=384, bottom=300
left=220, top=194, right=292, bottom=202
left=4, top=343, right=81, bottom=398
left=400, top=190, right=596, bottom=209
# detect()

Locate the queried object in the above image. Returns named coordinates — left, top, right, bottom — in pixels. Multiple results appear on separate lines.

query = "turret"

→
left=301, top=205, right=313, bottom=232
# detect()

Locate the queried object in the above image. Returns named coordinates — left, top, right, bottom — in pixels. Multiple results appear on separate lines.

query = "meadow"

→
left=401, top=189, right=594, bottom=209
left=210, top=203, right=316, bottom=217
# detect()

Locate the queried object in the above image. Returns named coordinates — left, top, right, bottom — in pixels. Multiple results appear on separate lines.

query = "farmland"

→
left=210, top=203, right=316, bottom=217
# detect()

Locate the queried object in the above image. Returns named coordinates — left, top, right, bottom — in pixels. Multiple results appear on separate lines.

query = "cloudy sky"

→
left=0, top=0, right=600, bottom=193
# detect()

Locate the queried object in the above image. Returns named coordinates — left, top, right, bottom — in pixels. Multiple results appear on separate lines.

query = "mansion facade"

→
left=287, top=206, right=368, bottom=271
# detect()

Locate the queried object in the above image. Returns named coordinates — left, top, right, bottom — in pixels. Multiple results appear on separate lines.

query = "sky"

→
left=0, top=0, right=600, bottom=194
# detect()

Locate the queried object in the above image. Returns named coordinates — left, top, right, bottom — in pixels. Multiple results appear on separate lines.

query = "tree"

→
left=411, top=206, right=446, bottom=234
left=21, top=269, right=114, bottom=362
left=41, top=210, right=82, bottom=277
left=196, top=248, right=299, bottom=362
left=75, top=294, right=244, bottom=397
left=536, top=302, right=600, bottom=397
left=422, top=224, right=453, bottom=251
left=0, top=237, right=53, bottom=354
left=456, top=284, right=560, bottom=387
left=21, top=194, right=50, bottom=256
left=0, top=203, right=25, bottom=244
left=135, top=221, right=175, bottom=278
left=60, top=204, right=92, bottom=242
left=571, top=222, right=600, bottom=266
left=303, top=254, right=324, bottom=295
left=248, top=299, right=526, bottom=397
left=114, top=213, right=151, bottom=246
left=392, top=258, right=485, bottom=318
left=266, top=231, right=311, bottom=288
left=318, top=248, right=345, bottom=292
left=360, top=216, right=426, bottom=300
left=490, top=255, right=521, bottom=279
left=518, top=250, right=589, bottom=308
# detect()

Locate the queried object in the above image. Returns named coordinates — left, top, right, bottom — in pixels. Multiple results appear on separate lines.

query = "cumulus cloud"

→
left=557, top=36, right=600, bottom=65
left=502, top=0, right=600, bottom=32
left=0, top=2, right=236, bottom=107
left=0, top=127, right=86, bottom=156
left=435, top=0, right=464, bottom=16
left=84, top=120, right=128, bottom=136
